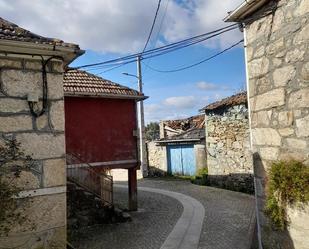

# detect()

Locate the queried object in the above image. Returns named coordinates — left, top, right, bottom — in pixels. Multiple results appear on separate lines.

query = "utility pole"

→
left=137, top=56, right=148, bottom=177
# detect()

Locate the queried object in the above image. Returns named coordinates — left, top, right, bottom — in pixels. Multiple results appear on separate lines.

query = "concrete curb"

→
left=114, top=184, right=205, bottom=249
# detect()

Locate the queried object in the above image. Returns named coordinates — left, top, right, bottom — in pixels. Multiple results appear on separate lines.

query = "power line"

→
left=96, top=28, right=235, bottom=74
left=143, top=39, right=243, bottom=73
left=142, top=27, right=237, bottom=60
left=72, top=23, right=238, bottom=70
left=143, top=0, right=170, bottom=74
left=79, top=25, right=238, bottom=71
left=142, top=0, right=162, bottom=53
left=96, top=60, right=135, bottom=75
left=92, top=26, right=240, bottom=75
left=153, top=0, right=170, bottom=49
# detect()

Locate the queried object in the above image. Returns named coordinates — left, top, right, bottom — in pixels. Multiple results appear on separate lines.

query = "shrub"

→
left=192, top=167, right=208, bottom=185
left=265, top=160, right=309, bottom=230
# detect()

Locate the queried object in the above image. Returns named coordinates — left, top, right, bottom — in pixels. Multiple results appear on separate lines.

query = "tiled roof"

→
left=201, top=92, right=247, bottom=112
left=158, top=128, right=205, bottom=142
left=163, top=115, right=205, bottom=131
left=64, top=69, right=145, bottom=99
left=0, top=17, right=79, bottom=49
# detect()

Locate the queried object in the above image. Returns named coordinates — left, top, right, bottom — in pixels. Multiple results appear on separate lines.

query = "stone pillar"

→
left=194, top=144, right=207, bottom=172
left=159, top=121, right=165, bottom=139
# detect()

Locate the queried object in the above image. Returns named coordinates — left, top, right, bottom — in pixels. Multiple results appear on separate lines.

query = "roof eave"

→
left=155, top=138, right=201, bottom=144
left=64, top=91, right=148, bottom=101
left=0, top=39, right=84, bottom=65
left=224, top=0, right=269, bottom=22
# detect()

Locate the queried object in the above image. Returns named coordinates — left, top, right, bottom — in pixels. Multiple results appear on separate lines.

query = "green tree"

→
left=145, top=122, right=160, bottom=141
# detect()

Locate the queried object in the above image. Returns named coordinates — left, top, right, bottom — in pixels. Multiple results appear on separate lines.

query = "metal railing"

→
left=66, top=153, right=113, bottom=206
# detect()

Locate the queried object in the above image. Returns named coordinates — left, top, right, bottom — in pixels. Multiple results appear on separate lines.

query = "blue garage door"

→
left=167, top=144, right=196, bottom=176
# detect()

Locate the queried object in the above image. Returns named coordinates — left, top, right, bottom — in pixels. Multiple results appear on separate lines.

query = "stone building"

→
left=0, top=17, right=83, bottom=248
left=225, top=0, right=309, bottom=248
left=147, top=115, right=206, bottom=176
left=200, top=92, right=254, bottom=193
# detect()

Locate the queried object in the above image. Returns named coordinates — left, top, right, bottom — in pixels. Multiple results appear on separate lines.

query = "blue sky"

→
left=0, top=0, right=246, bottom=123
left=71, top=43, right=246, bottom=122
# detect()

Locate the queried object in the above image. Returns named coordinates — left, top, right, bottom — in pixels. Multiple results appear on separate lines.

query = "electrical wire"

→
left=153, top=0, right=169, bottom=47
left=143, top=0, right=170, bottom=74
left=92, top=28, right=239, bottom=74
left=96, top=59, right=136, bottom=75
left=93, top=26, right=240, bottom=75
left=141, top=27, right=238, bottom=60
left=72, top=23, right=238, bottom=70
left=142, top=0, right=162, bottom=53
left=143, top=39, right=244, bottom=73
left=28, top=56, right=63, bottom=117
left=83, top=25, right=239, bottom=76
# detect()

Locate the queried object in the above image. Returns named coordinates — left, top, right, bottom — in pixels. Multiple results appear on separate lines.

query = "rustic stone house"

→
left=0, top=17, right=83, bottom=248
left=200, top=92, right=253, bottom=193
left=225, top=0, right=309, bottom=248
left=147, top=115, right=206, bottom=176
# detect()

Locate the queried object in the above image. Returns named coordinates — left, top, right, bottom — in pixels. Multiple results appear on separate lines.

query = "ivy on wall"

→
left=0, top=138, right=34, bottom=235
left=265, top=160, right=309, bottom=230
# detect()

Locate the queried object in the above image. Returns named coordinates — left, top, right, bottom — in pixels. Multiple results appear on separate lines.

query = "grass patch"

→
left=265, top=160, right=309, bottom=230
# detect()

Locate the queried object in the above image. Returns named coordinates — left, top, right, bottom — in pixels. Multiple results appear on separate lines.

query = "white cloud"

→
left=163, top=96, right=197, bottom=109
left=145, top=95, right=209, bottom=122
left=144, top=102, right=193, bottom=123
left=196, top=81, right=219, bottom=90
left=196, top=81, right=232, bottom=91
left=0, top=0, right=244, bottom=54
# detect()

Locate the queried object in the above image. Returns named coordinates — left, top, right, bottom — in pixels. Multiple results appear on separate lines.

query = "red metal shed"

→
left=63, top=69, right=146, bottom=210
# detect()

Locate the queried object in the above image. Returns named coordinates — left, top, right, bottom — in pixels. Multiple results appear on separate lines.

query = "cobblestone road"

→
left=72, top=178, right=255, bottom=249
left=71, top=186, right=183, bottom=249
left=138, top=178, right=256, bottom=249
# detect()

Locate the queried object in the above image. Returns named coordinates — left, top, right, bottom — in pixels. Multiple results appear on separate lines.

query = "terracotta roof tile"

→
left=64, top=69, right=145, bottom=99
left=163, top=115, right=205, bottom=131
left=0, top=17, right=79, bottom=49
left=159, top=128, right=205, bottom=142
left=201, top=92, right=247, bottom=112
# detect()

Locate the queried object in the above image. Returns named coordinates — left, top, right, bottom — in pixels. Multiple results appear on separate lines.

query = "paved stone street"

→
left=71, top=185, right=183, bottom=249
left=72, top=178, right=255, bottom=249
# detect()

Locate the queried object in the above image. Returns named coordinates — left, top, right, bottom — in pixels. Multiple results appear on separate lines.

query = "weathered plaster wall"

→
left=245, top=0, right=309, bottom=248
left=0, top=56, right=67, bottom=248
left=206, top=104, right=253, bottom=193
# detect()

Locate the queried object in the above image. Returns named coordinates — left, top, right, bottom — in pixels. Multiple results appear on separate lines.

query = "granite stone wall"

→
left=0, top=56, right=67, bottom=248
left=147, top=141, right=168, bottom=176
left=244, top=0, right=309, bottom=248
left=205, top=104, right=253, bottom=193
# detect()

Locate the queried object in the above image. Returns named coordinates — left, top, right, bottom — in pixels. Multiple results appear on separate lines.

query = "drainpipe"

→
left=243, top=24, right=263, bottom=249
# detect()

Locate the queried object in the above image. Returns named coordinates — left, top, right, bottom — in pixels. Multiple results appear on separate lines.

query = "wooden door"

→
left=167, top=144, right=196, bottom=176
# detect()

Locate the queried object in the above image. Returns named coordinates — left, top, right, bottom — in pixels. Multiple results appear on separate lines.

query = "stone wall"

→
left=205, top=104, right=253, bottom=193
left=147, top=141, right=168, bottom=176
left=147, top=140, right=206, bottom=176
left=0, top=55, right=67, bottom=248
left=244, top=0, right=309, bottom=248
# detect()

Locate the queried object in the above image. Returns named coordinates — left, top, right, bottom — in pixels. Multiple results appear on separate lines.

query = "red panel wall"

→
left=64, top=97, right=138, bottom=166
